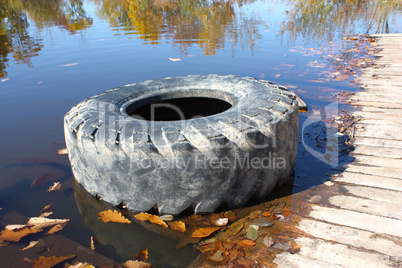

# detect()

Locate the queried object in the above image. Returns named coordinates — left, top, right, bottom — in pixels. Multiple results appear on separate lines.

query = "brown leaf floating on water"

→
left=0, top=227, right=41, bottom=242
left=32, top=255, right=75, bottom=268
left=47, top=182, right=61, bottom=192
left=46, top=223, right=66, bottom=235
left=134, top=212, right=167, bottom=228
left=27, top=217, right=69, bottom=229
left=31, top=173, right=50, bottom=187
left=191, top=227, right=220, bottom=238
left=98, top=210, right=131, bottom=224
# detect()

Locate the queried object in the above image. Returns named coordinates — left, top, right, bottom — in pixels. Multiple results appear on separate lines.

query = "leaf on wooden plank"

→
left=47, top=182, right=61, bottom=192
left=32, top=255, right=75, bottom=268
left=31, top=173, right=50, bottom=187
left=27, top=217, right=69, bottom=229
left=134, top=212, right=167, bottom=228
left=98, top=210, right=131, bottom=224
left=0, top=227, right=41, bottom=242
left=122, top=260, right=151, bottom=268
left=168, top=221, right=186, bottom=233
left=191, top=227, right=220, bottom=238
left=46, top=223, right=66, bottom=235
left=236, top=240, right=256, bottom=248
left=134, top=248, right=148, bottom=262
left=57, top=148, right=68, bottom=155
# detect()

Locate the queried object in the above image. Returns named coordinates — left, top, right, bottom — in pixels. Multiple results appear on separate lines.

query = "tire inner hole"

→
left=127, top=97, right=233, bottom=121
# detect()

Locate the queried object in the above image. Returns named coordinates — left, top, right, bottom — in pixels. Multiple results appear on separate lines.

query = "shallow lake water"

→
left=0, top=0, right=400, bottom=266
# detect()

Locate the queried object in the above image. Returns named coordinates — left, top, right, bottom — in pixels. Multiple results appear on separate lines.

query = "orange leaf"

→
left=282, top=207, right=292, bottom=217
left=134, top=213, right=167, bottom=228
left=168, top=221, right=186, bottom=232
left=0, top=227, right=41, bottom=242
left=237, top=240, right=256, bottom=248
left=191, top=227, right=220, bottom=238
left=199, top=243, right=215, bottom=253
left=32, top=255, right=75, bottom=268
left=98, top=210, right=131, bottom=224
left=134, top=248, right=148, bottom=262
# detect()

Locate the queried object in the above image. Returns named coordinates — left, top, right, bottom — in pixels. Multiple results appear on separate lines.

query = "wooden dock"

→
left=273, top=34, right=402, bottom=267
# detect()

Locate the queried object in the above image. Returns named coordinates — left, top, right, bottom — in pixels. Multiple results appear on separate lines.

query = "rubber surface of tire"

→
left=64, top=75, right=299, bottom=214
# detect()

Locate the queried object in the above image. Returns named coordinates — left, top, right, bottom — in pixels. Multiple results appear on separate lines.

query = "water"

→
left=0, top=0, right=400, bottom=266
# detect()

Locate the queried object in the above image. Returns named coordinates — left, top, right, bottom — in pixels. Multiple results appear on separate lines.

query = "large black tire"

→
left=64, top=75, right=299, bottom=214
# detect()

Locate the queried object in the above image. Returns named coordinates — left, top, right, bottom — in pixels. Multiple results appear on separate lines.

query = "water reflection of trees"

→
left=281, top=0, right=401, bottom=43
left=93, top=0, right=262, bottom=56
left=0, top=0, right=93, bottom=78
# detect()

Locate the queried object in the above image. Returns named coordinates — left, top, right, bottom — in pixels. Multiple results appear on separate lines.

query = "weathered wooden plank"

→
left=293, top=236, right=394, bottom=268
left=343, top=164, right=402, bottom=179
left=334, top=172, right=402, bottom=190
left=343, top=185, right=402, bottom=203
left=274, top=252, right=344, bottom=268
left=354, top=128, right=402, bottom=140
left=352, top=101, right=402, bottom=109
left=328, top=195, right=402, bottom=220
left=296, top=219, right=402, bottom=257
left=352, top=155, right=402, bottom=168
left=309, top=206, right=402, bottom=237
left=352, top=145, right=402, bottom=158
left=353, top=137, right=402, bottom=149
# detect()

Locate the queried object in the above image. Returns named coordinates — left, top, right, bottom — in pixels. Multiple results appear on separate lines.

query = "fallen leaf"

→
left=32, top=255, right=75, bottom=268
left=282, top=207, right=292, bottom=217
left=225, top=221, right=244, bottom=236
left=66, top=262, right=95, bottom=268
left=134, top=212, right=167, bottom=227
left=200, top=243, right=215, bottom=253
left=159, top=215, right=173, bottom=221
left=90, top=236, right=95, bottom=251
left=134, top=248, right=148, bottom=262
left=263, top=236, right=274, bottom=247
left=22, top=240, right=39, bottom=251
left=122, top=260, right=151, bottom=268
left=47, top=182, right=61, bottom=192
left=237, top=240, right=256, bottom=248
left=31, top=173, right=50, bottom=187
left=41, top=204, right=54, bottom=213
left=0, top=227, right=41, bottom=242
left=57, top=148, right=68, bottom=155
left=5, top=224, right=26, bottom=231
left=1, top=78, right=9, bottom=83
left=27, top=217, right=69, bottom=229
left=370, top=42, right=378, bottom=47
left=61, top=63, right=78, bottom=67
left=0, top=240, right=9, bottom=247
left=168, top=221, right=186, bottom=233
left=192, top=227, right=220, bottom=238
left=98, top=210, right=131, bottom=224
left=39, top=212, right=53, bottom=218
left=209, top=250, right=226, bottom=262
left=168, top=58, right=181, bottom=62
left=47, top=223, right=66, bottom=234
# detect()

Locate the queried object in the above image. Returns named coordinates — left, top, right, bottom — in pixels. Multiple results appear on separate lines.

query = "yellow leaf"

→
left=32, top=255, right=75, bottom=268
left=98, top=210, right=131, bottom=224
left=134, top=248, right=148, bottom=262
left=191, top=227, right=221, bottom=238
left=168, top=221, right=186, bottom=233
left=134, top=212, right=167, bottom=228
